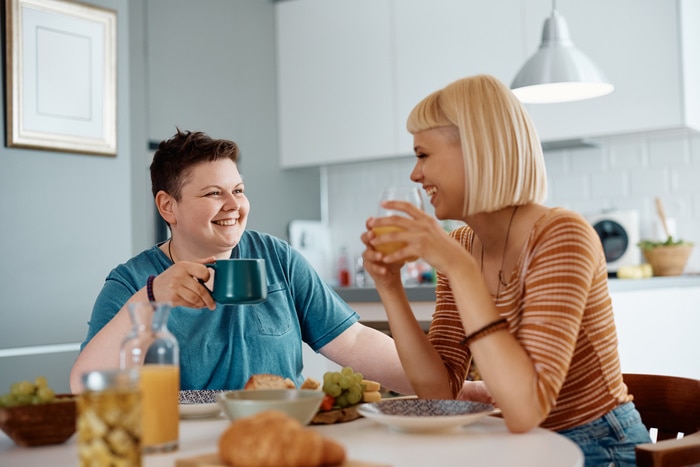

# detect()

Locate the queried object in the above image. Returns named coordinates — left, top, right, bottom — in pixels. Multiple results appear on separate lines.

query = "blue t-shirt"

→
left=80, top=231, right=359, bottom=390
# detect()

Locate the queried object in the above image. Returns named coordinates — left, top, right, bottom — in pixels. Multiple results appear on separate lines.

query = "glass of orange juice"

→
left=373, top=186, right=423, bottom=260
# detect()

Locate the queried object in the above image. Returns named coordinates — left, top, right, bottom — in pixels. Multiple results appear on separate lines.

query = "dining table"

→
left=0, top=410, right=583, bottom=467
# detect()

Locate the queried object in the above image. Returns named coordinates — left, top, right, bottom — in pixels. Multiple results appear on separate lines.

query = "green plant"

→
left=638, top=237, right=693, bottom=250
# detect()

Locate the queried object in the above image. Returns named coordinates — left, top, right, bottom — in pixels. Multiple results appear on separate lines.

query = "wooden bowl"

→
left=642, top=244, right=694, bottom=277
left=0, top=395, right=77, bottom=447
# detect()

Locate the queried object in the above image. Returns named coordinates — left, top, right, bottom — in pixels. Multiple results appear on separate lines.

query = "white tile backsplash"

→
left=325, top=132, right=700, bottom=276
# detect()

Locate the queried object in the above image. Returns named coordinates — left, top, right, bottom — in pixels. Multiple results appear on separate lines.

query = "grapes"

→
left=0, top=377, right=57, bottom=408
left=322, top=367, right=364, bottom=409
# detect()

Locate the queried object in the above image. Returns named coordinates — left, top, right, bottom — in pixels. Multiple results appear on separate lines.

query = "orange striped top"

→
left=428, top=208, right=631, bottom=430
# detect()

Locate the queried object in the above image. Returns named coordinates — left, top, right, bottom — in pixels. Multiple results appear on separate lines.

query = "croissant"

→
left=218, top=410, right=346, bottom=467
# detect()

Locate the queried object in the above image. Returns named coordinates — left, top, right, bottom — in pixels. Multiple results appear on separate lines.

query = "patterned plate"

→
left=357, top=399, right=495, bottom=433
left=178, top=390, right=225, bottom=419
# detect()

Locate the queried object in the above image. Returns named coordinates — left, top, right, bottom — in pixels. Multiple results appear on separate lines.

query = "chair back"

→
left=624, top=373, right=700, bottom=441
left=624, top=373, right=700, bottom=467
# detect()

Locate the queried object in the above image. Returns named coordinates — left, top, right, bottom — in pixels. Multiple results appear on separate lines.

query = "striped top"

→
left=428, top=208, right=631, bottom=431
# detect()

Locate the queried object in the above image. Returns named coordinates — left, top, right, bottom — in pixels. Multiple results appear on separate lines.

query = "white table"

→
left=0, top=414, right=583, bottom=467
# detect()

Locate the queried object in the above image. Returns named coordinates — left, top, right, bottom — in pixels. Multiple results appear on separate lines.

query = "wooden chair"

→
left=623, top=373, right=700, bottom=467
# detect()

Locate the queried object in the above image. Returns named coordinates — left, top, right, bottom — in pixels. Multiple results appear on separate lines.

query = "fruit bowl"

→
left=0, top=395, right=77, bottom=446
left=639, top=241, right=694, bottom=277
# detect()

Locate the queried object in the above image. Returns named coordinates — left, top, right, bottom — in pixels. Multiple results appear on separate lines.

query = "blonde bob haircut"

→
left=406, top=74, right=547, bottom=216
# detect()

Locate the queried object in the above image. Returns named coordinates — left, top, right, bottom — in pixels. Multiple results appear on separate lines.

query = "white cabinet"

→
left=521, top=0, right=700, bottom=142
left=275, top=0, right=396, bottom=168
left=392, top=0, right=523, bottom=154
left=276, top=0, right=700, bottom=167
left=276, top=0, right=523, bottom=168
left=611, top=286, right=700, bottom=380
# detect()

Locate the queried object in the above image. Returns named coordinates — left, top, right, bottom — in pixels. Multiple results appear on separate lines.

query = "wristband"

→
left=461, top=318, right=508, bottom=346
left=146, top=275, right=156, bottom=302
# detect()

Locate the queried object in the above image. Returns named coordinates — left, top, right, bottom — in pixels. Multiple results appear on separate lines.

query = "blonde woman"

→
left=361, top=74, right=650, bottom=465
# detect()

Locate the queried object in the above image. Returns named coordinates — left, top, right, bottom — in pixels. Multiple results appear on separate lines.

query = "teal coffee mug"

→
left=205, top=259, right=267, bottom=304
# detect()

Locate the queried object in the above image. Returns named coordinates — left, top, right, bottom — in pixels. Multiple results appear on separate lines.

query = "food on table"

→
left=218, top=409, right=346, bottom=467
left=241, top=369, right=382, bottom=424
left=243, top=373, right=297, bottom=390
left=616, top=264, right=653, bottom=279
left=0, top=376, right=57, bottom=407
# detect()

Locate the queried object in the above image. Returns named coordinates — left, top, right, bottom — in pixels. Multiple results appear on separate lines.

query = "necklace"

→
left=168, top=239, right=176, bottom=263
left=480, top=205, right=519, bottom=298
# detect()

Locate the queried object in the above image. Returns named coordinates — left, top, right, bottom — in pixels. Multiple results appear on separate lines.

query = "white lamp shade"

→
left=511, top=10, right=614, bottom=103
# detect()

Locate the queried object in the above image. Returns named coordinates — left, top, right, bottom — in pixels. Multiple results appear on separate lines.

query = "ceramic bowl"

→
left=0, top=395, right=77, bottom=446
left=217, top=389, right=324, bottom=425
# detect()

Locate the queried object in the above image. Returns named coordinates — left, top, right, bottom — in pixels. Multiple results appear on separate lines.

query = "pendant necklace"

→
left=168, top=239, right=176, bottom=263
left=480, top=205, right=519, bottom=300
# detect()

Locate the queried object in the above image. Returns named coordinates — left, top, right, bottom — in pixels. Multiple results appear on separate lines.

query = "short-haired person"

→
left=70, top=129, right=412, bottom=395
left=361, top=74, right=650, bottom=465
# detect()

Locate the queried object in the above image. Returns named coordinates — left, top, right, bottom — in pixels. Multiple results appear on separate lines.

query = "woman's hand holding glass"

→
left=371, top=187, right=424, bottom=261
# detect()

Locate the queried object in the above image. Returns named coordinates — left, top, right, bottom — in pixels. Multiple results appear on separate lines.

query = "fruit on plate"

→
left=310, top=367, right=382, bottom=425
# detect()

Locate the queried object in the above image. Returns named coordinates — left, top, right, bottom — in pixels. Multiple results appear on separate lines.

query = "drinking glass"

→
left=372, top=186, right=423, bottom=259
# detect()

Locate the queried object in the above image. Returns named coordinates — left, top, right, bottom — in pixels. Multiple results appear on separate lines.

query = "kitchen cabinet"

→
left=520, top=0, right=700, bottom=143
left=275, top=0, right=396, bottom=168
left=276, top=0, right=522, bottom=168
left=276, top=0, right=700, bottom=168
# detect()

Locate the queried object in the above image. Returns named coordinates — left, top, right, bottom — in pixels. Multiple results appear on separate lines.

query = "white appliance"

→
left=288, top=220, right=333, bottom=283
left=586, top=210, right=640, bottom=274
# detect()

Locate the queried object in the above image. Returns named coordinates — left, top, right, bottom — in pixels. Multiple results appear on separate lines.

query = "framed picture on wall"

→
left=4, top=0, right=117, bottom=156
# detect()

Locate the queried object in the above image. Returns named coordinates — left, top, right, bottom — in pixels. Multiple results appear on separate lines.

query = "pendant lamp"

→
left=511, top=1, right=614, bottom=104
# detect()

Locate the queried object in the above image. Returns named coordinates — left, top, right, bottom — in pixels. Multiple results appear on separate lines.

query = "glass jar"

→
left=120, top=301, right=180, bottom=453
left=77, top=369, right=141, bottom=467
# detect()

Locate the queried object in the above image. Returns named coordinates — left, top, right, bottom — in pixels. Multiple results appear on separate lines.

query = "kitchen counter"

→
left=334, top=275, right=700, bottom=303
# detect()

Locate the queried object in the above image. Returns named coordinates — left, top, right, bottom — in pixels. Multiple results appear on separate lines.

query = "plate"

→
left=179, top=390, right=225, bottom=419
left=357, top=399, right=494, bottom=433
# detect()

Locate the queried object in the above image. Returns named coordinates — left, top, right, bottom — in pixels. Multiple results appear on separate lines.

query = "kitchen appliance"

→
left=586, top=210, right=640, bottom=274
left=288, top=220, right=333, bottom=283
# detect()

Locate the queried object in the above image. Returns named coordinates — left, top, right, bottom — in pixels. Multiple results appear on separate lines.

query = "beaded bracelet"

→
left=146, top=275, right=156, bottom=302
left=460, top=318, right=508, bottom=346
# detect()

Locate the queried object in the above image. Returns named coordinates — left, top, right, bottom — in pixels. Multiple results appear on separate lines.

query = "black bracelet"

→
left=146, top=275, right=156, bottom=302
left=460, top=318, right=508, bottom=346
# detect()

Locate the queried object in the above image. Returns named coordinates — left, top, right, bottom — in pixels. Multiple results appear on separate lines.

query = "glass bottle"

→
left=120, top=301, right=180, bottom=453
left=77, top=369, right=141, bottom=466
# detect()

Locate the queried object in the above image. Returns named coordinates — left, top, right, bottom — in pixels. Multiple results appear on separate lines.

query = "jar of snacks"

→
left=77, top=369, right=141, bottom=467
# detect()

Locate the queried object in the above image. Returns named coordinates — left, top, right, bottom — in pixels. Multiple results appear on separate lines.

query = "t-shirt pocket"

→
left=253, top=282, right=293, bottom=336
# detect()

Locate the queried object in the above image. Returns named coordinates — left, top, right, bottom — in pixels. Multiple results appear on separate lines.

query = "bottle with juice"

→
left=121, top=301, right=180, bottom=453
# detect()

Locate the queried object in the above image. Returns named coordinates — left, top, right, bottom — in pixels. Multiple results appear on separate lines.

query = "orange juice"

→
left=139, top=364, right=179, bottom=452
left=372, top=226, right=418, bottom=261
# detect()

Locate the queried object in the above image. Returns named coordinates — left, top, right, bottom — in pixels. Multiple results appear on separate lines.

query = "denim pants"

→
left=557, top=402, right=652, bottom=467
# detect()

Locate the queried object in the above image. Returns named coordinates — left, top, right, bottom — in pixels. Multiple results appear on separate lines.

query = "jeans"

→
left=557, top=402, right=652, bottom=467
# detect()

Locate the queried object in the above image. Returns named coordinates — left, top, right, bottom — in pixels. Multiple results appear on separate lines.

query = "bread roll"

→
left=219, top=410, right=346, bottom=466
left=244, top=374, right=296, bottom=390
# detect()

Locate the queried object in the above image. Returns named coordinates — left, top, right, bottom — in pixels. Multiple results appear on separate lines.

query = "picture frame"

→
left=5, top=0, right=117, bottom=156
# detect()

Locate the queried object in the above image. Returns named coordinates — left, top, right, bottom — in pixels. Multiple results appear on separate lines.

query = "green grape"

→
left=320, top=367, right=370, bottom=408
left=34, top=376, right=48, bottom=388
left=338, top=375, right=352, bottom=389
left=0, top=376, right=57, bottom=408
left=37, top=386, right=55, bottom=402
left=346, top=391, right=362, bottom=405
left=16, top=380, right=34, bottom=396
left=335, top=393, right=348, bottom=408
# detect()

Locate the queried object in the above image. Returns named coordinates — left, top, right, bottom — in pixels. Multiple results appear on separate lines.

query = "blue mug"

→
left=205, top=259, right=267, bottom=304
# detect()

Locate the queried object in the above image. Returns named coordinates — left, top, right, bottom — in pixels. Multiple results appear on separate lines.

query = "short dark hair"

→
left=150, top=129, right=240, bottom=200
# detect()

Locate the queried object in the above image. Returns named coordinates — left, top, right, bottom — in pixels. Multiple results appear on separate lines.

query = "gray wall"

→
left=0, top=0, right=320, bottom=394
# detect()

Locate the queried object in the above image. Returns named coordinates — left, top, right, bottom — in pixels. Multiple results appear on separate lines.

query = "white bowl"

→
left=217, top=389, right=324, bottom=425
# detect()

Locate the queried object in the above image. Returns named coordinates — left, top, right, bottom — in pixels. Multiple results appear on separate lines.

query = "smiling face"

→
left=410, top=126, right=465, bottom=221
left=167, top=158, right=249, bottom=258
